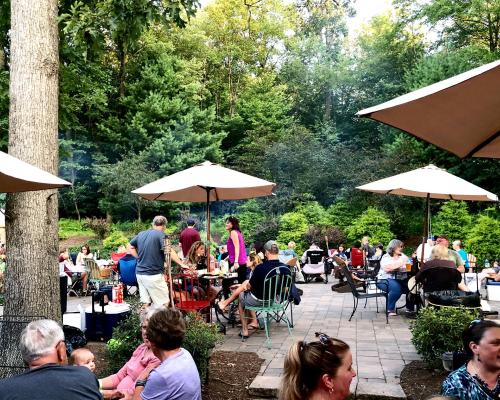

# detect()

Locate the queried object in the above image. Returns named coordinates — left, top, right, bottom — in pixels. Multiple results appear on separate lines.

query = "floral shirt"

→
left=442, top=364, right=500, bottom=399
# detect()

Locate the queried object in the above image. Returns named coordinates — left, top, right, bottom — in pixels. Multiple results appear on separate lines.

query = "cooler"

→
left=487, top=281, right=500, bottom=301
left=85, top=301, right=130, bottom=341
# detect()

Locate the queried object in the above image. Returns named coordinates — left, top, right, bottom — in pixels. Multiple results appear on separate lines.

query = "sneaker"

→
left=388, top=311, right=397, bottom=316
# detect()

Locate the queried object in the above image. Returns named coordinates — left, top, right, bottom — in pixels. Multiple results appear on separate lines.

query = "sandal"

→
left=248, top=325, right=259, bottom=331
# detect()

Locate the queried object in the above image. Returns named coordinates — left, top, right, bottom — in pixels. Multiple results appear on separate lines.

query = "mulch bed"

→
left=400, top=361, right=448, bottom=400
left=59, top=235, right=94, bottom=249
left=85, top=343, right=264, bottom=399
left=202, top=351, right=264, bottom=400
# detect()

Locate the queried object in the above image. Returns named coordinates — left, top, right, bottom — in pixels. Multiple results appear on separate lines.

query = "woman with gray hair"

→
left=376, top=239, right=415, bottom=317
left=99, top=306, right=162, bottom=399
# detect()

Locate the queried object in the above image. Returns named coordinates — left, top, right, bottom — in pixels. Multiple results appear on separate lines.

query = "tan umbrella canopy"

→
left=357, top=164, right=498, bottom=260
left=0, top=150, right=71, bottom=192
left=132, top=160, right=276, bottom=240
left=356, top=59, right=500, bottom=158
left=133, top=160, right=275, bottom=306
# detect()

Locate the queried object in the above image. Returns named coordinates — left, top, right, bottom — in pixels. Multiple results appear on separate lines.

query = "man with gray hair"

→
left=129, top=215, right=184, bottom=306
left=0, top=319, right=101, bottom=399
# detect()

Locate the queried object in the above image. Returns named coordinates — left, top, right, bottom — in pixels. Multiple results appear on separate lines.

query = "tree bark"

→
left=4, top=0, right=60, bottom=322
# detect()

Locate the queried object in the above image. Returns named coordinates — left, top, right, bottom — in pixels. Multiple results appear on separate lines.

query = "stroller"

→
left=302, top=249, right=327, bottom=283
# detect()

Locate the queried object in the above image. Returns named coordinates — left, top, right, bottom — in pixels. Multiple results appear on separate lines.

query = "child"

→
left=70, top=348, right=96, bottom=373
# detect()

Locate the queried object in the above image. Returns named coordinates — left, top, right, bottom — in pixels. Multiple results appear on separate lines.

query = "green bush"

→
left=105, top=298, right=142, bottom=376
left=277, top=211, right=308, bottom=252
left=183, top=313, right=223, bottom=383
left=58, top=218, right=94, bottom=240
left=466, top=213, right=500, bottom=265
left=410, top=306, right=479, bottom=369
left=295, top=201, right=329, bottom=226
left=433, top=201, right=472, bottom=242
left=105, top=304, right=222, bottom=384
left=103, top=231, right=129, bottom=254
left=346, top=207, right=393, bottom=245
left=114, top=220, right=150, bottom=236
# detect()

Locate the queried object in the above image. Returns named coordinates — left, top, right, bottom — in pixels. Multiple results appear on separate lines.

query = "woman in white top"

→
left=76, top=244, right=93, bottom=267
left=376, top=239, right=415, bottom=316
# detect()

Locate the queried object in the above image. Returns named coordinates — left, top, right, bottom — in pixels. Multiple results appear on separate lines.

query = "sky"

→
left=348, top=0, right=393, bottom=36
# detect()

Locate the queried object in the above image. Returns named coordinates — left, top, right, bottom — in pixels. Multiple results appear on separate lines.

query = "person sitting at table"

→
left=217, top=240, right=291, bottom=338
left=76, top=244, right=93, bottom=268
left=60, top=248, right=88, bottom=293
left=99, top=306, right=161, bottom=399
left=441, top=320, right=500, bottom=399
left=183, top=241, right=218, bottom=302
left=376, top=239, right=415, bottom=317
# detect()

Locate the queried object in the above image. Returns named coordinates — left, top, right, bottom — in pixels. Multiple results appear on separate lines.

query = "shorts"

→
left=136, top=273, right=170, bottom=305
left=239, top=291, right=264, bottom=310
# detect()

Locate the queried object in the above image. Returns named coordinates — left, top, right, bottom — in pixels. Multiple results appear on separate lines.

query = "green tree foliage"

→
left=399, top=0, right=500, bottom=52
left=466, top=213, right=500, bottom=264
left=346, top=207, right=393, bottom=246
left=432, top=201, right=472, bottom=242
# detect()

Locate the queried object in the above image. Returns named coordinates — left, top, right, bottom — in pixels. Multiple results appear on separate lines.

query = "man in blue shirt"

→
left=217, top=240, right=290, bottom=338
left=129, top=216, right=184, bottom=307
left=0, top=320, right=101, bottom=400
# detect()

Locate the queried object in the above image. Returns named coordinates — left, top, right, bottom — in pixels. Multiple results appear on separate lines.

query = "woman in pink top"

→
left=225, top=216, right=248, bottom=284
left=99, top=307, right=161, bottom=399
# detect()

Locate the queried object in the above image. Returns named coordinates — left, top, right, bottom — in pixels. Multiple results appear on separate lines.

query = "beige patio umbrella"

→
left=132, top=161, right=276, bottom=306
left=357, top=164, right=498, bottom=262
left=132, top=161, right=276, bottom=241
left=356, top=59, right=500, bottom=158
left=0, top=150, right=71, bottom=192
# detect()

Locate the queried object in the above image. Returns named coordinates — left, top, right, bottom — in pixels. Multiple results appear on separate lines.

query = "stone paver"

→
left=215, top=281, right=421, bottom=398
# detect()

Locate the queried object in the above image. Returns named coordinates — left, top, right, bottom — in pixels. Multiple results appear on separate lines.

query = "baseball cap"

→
left=187, top=219, right=195, bottom=226
left=264, top=240, right=279, bottom=254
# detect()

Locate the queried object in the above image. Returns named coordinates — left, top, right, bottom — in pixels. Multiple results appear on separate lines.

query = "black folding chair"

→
left=341, top=265, right=388, bottom=323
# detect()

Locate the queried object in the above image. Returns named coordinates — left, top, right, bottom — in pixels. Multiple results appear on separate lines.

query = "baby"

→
left=70, top=348, right=96, bottom=373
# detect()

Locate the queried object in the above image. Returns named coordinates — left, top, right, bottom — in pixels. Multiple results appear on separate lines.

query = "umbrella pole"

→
left=164, top=237, right=175, bottom=309
left=420, top=194, right=431, bottom=267
left=205, top=188, right=211, bottom=271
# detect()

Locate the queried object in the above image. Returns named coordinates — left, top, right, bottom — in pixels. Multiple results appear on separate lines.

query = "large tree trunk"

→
left=4, top=0, right=60, bottom=322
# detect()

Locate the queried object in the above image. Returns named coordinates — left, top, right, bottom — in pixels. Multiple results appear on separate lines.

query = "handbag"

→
left=427, top=290, right=481, bottom=307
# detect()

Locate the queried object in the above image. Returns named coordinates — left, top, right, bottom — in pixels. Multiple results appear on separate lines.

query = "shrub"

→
left=58, top=218, right=94, bottom=240
left=105, top=298, right=142, bottom=375
left=410, top=306, right=479, bottom=369
left=83, top=218, right=111, bottom=240
left=465, top=213, right=500, bottom=265
left=433, top=201, right=472, bottom=242
left=305, top=225, right=346, bottom=249
left=346, top=207, right=393, bottom=245
left=277, top=211, right=308, bottom=252
left=103, top=231, right=129, bottom=254
left=295, top=201, right=329, bottom=226
left=114, top=220, right=150, bottom=236
left=183, top=313, right=223, bottom=383
left=105, top=303, right=222, bottom=384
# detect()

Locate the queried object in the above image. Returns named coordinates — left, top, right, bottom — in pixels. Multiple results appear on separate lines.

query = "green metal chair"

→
left=246, top=266, right=293, bottom=348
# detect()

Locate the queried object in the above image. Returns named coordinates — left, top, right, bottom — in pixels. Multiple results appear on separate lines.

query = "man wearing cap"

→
left=179, top=218, right=201, bottom=258
left=217, top=240, right=291, bottom=338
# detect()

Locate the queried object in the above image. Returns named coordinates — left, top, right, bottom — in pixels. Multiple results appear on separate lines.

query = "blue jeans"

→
left=377, top=279, right=414, bottom=312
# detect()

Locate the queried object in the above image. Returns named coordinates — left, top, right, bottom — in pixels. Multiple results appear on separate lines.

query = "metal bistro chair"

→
left=340, top=264, right=388, bottom=324
left=0, top=315, right=44, bottom=379
left=173, top=274, right=211, bottom=321
left=246, top=266, right=294, bottom=348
